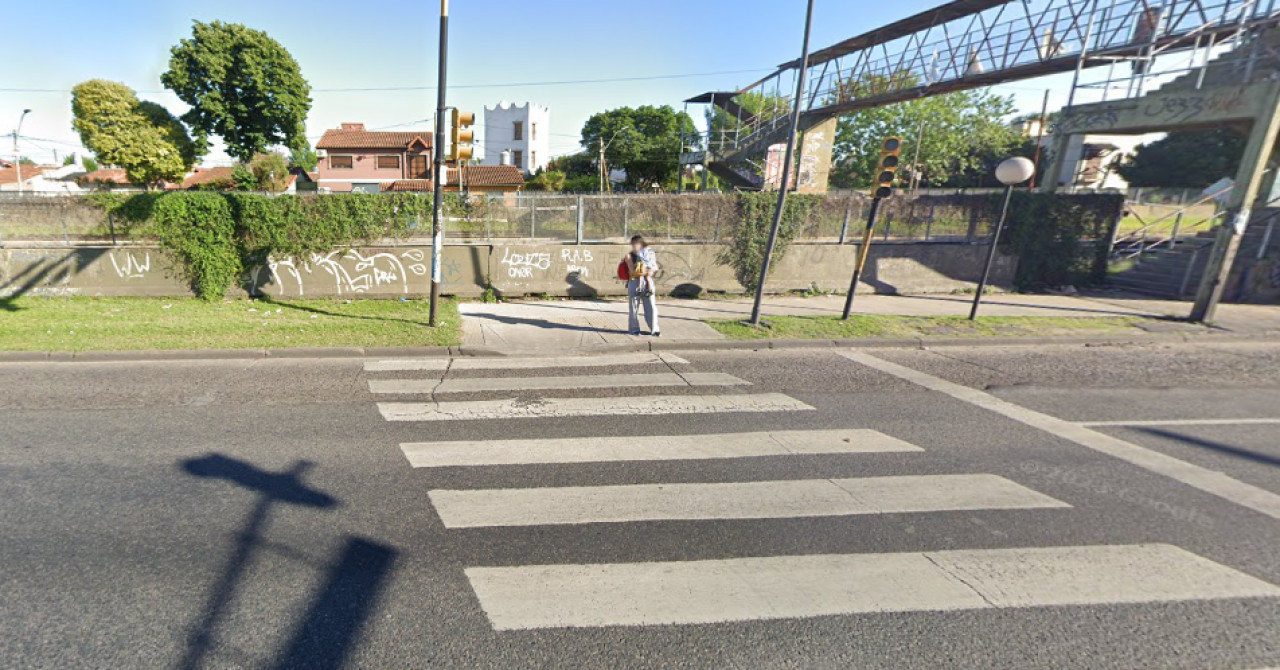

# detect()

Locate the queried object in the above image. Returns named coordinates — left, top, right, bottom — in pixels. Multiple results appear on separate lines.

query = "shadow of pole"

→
left=269, top=537, right=396, bottom=670
left=176, top=455, right=337, bottom=670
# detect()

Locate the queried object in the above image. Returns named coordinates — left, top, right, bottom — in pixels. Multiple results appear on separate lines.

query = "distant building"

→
left=484, top=102, right=550, bottom=175
left=381, top=164, right=525, bottom=196
left=315, top=122, right=434, bottom=193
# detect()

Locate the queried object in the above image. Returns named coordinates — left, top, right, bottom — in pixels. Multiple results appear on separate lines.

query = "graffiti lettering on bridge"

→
left=501, top=249, right=552, bottom=278
left=1142, top=89, right=1246, bottom=124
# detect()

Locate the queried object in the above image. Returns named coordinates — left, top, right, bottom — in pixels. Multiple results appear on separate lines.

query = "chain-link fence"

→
left=0, top=191, right=1025, bottom=247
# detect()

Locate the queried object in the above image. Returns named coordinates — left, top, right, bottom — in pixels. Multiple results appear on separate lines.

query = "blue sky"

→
left=1, top=0, right=1063, bottom=166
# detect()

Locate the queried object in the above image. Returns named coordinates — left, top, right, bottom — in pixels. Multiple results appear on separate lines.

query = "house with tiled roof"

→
left=315, top=122, right=433, bottom=193
left=381, top=164, right=525, bottom=195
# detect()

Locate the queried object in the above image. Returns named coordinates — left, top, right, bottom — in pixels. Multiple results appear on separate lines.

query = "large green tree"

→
left=162, top=21, right=312, bottom=162
left=829, top=74, right=1021, bottom=189
left=580, top=105, right=696, bottom=189
left=70, top=79, right=199, bottom=187
left=1116, top=128, right=1246, bottom=188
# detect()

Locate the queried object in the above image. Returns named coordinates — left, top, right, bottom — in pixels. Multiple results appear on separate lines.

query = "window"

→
left=530, top=151, right=537, bottom=167
left=376, top=155, right=401, bottom=170
left=329, top=155, right=354, bottom=169
left=512, top=150, right=524, bottom=167
left=513, top=121, right=523, bottom=141
left=531, top=123, right=538, bottom=141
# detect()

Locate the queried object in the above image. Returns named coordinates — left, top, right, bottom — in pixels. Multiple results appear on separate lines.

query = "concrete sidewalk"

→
left=459, top=291, right=1280, bottom=354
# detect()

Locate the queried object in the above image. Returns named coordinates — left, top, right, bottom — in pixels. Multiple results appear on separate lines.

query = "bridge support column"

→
left=1191, top=92, right=1280, bottom=322
left=795, top=117, right=839, bottom=193
left=1041, top=132, right=1075, bottom=193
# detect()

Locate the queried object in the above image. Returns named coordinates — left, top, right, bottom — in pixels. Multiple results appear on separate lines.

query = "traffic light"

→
left=873, top=136, right=902, bottom=199
left=450, top=109, right=475, bottom=162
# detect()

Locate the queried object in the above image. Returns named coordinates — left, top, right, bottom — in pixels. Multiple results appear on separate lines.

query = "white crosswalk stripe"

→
left=364, top=352, right=687, bottom=372
left=429, top=474, right=1069, bottom=528
left=369, top=372, right=747, bottom=395
left=467, top=544, right=1280, bottom=630
left=400, top=429, right=922, bottom=467
left=362, top=353, right=1280, bottom=633
left=378, top=393, right=813, bottom=421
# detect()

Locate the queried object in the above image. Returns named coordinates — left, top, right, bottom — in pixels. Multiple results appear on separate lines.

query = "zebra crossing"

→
left=364, top=351, right=1280, bottom=631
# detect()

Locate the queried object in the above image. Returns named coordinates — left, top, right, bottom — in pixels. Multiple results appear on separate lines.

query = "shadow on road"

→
left=176, top=454, right=397, bottom=670
left=1137, top=427, right=1280, bottom=468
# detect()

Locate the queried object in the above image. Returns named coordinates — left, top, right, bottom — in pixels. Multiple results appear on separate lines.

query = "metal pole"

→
left=428, top=0, right=449, bottom=327
left=1028, top=89, right=1051, bottom=190
left=969, top=185, right=1015, bottom=320
left=841, top=197, right=883, bottom=319
left=575, top=195, right=584, bottom=244
left=749, top=0, right=815, bottom=326
left=838, top=202, right=852, bottom=244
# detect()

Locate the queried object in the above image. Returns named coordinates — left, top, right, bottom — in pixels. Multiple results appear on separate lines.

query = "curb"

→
left=1, top=328, right=1274, bottom=364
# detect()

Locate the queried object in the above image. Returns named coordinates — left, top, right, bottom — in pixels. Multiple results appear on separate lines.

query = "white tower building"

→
left=483, top=102, right=550, bottom=175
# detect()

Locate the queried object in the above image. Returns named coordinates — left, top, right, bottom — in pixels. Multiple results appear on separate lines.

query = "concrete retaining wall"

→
left=1, top=242, right=1015, bottom=299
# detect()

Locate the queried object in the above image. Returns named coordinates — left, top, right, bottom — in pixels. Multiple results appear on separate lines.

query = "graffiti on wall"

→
left=560, top=248, right=594, bottom=279
left=500, top=248, right=553, bottom=278
left=108, top=251, right=152, bottom=279
left=251, top=249, right=428, bottom=296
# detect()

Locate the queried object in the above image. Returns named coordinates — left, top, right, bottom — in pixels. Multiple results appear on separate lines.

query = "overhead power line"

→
left=0, top=67, right=770, bottom=96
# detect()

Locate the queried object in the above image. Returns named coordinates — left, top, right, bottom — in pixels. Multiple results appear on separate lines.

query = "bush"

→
left=718, top=192, right=822, bottom=292
left=994, top=191, right=1123, bottom=290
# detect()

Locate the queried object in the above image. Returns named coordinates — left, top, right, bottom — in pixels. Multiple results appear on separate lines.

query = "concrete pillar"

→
left=1041, top=132, right=1075, bottom=193
left=1191, top=92, right=1280, bottom=322
left=795, top=117, right=839, bottom=194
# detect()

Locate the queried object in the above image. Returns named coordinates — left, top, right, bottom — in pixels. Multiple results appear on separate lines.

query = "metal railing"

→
left=1110, top=189, right=1227, bottom=259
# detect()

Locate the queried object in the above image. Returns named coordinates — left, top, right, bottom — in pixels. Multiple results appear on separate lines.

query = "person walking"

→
left=624, top=235, right=660, bottom=336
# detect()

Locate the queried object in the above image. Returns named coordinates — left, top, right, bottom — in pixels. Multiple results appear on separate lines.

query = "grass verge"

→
left=0, top=296, right=461, bottom=352
left=707, top=314, right=1159, bottom=341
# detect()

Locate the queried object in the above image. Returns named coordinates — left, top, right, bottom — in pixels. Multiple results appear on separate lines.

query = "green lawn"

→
left=0, top=296, right=460, bottom=352
left=708, top=314, right=1158, bottom=340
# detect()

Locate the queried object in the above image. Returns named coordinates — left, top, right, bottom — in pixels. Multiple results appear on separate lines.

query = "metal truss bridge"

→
left=687, top=0, right=1280, bottom=189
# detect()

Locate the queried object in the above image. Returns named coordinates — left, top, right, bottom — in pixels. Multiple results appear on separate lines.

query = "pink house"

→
left=314, top=123, right=434, bottom=193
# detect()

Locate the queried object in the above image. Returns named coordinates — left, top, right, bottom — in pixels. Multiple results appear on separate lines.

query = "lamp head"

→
left=995, top=156, right=1035, bottom=186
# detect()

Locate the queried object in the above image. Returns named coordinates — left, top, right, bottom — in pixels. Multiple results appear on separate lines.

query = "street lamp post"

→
left=13, top=109, right=31, bottom=196
left=969, top=156, right=1035, bottom=320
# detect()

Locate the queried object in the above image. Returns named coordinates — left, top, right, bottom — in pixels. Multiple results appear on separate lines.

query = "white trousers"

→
left=627, top=279, right=659, bottom=333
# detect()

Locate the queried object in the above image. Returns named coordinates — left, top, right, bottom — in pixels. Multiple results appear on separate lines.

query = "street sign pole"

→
left=429, top=0, right=449, bottom=327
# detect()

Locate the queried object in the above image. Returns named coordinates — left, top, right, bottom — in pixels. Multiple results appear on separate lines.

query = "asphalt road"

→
left=2, top=341, right=1279, bottom=669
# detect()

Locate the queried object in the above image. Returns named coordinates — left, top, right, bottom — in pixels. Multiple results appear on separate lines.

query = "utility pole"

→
left=748, top=0, right=816, bottom=326
left=429, top=0, right=449, bottom=327
left=13, top=109, right=31, bottom=197
left=599, top=137, right=606, bottom=193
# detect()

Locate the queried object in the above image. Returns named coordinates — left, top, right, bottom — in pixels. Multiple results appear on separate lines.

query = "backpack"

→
left=616, top=259, right=630, bottom=281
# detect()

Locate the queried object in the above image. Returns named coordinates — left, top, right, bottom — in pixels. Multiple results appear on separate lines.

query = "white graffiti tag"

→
left=501, top=248, right=552, bottom=278
left=258, top=249, right=427, bottom=296
left=108, top=251, right=151, bottom=279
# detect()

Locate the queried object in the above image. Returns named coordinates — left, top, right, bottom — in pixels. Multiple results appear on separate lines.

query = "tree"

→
left=250, top=152, right=290, bottom=191
left=1115, top=128, right=1246, bottom=188
left=162, top=21, right=312, bottom=162
left=580, top=105, right=696, bottom=189
left=82, top=156, right=99, bottom=172
left=289, top=142, right=318, bottom=172
left=70, top=79, right=199, bottom=187
left=524, top=169, right=567, bottom=192
left=704, top=90, right=788, bottom=151
left=829, top=73, right=1021, bottom=189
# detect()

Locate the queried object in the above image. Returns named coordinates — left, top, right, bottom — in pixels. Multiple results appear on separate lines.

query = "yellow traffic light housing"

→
left=451, top=109, right=475, bottom=162
left=874, top=136, right=902, bottom=199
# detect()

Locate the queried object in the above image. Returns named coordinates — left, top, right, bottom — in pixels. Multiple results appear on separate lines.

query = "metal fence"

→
left=0, top=192, right=1016, bottom=247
